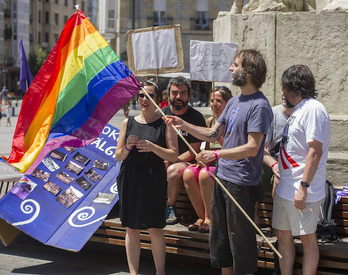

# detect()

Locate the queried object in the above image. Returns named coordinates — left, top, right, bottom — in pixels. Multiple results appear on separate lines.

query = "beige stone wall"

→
left=214, top=11, right=348, bottom=151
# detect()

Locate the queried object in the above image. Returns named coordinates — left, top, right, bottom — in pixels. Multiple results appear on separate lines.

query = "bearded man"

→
left=165, top=50, right=273, bottom=274
left=162, top=76, right=206, bottom=224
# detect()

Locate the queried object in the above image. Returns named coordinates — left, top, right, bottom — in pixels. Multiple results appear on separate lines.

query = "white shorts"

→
left=272, top=193, right=321, bottom=236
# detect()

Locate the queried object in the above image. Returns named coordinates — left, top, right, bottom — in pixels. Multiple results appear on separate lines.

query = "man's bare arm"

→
left=165, top=115, right=225, bottom=143
left=203, top=124, right=224, bottom=140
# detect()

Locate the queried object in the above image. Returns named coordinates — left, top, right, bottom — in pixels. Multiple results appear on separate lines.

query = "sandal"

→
left=188, top=223, right=200, bottom=231
left=198, top=223, right=210, bottom=233
left=188, top=219, right=203, bottom=231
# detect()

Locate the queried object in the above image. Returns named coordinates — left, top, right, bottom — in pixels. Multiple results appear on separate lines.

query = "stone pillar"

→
left=214, top=11, right=348, bottom=151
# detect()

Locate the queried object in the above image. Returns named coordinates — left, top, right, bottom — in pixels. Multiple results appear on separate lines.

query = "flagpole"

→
left=141, top=87, right=282, bottom=259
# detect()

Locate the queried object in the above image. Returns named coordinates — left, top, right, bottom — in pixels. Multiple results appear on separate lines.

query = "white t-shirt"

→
left=276, top=98, right=331, bottom=202
left=265, top=105, right=289, bottom=159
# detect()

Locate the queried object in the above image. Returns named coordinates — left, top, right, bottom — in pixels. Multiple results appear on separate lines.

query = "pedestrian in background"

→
left=3, top=100, right=11, bottom=127
left=2, top=86, right=8, bottom=102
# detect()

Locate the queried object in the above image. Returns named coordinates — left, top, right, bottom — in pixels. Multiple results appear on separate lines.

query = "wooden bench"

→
left=92, top=188, right=348, bottom=274
left=0, top=177, right=21, bottom=199
left=1, top=177, right=348, bottom=273
left=91, top=188, right=210, bottom=259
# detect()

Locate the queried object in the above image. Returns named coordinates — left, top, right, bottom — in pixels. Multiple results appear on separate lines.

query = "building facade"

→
left=0, top=0, right=98, bottom=95
left=1, top=0, right=30, bottom=94
left=30, top=0, right=88, bottom=52
left=99, top=0, right=234, bottom=72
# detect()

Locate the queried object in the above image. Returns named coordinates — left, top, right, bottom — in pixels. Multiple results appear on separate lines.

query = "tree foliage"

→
left=28, top=46, right=47, bottom=76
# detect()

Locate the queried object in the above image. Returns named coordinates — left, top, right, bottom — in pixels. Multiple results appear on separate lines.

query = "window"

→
left=64, top=0, right=68, bottom=7
left=108, top=10, right=114, bottom=18
left=54, top=34, right=59, bottom=42
left=13, top=23, right=17, bottom=40
left=54, top=13, right=59, bottom=25
left=12, top=1, right=17, bottom=19
left=38, top=10, right=41, bottom=23
left=153, top=0, right=166, bottom=26
left=81, top=1, right=85, bottom=10
left=45, top=12, right=49, bottom=24
left=64, top=15, right=68, bottom=23
left=38, top=32, right=41, bottom=44
left=108, top=9, right=115, bottom=29
left=54, top=0, right=58, bottom=3
left=45, top=32, right=49, bottom=43
left=195, top=0, right=209, bottom=30
left=153, top=11, right=166, bottom=26
left=72, top=0, right=76, bottom=8
left=195, top=11, right=208, bottom=30
left=108, top=20, right=115, bottom=28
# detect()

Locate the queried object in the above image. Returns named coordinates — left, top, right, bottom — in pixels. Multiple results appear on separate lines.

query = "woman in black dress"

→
left=115, top=81, right=178, bottom=275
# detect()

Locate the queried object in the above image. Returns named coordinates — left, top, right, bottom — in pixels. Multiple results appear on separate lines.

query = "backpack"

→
left=316, top=180, right=337, bottom=241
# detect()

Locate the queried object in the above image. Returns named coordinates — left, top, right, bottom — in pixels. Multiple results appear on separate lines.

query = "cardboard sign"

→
left=126, top=25, right=184, bottom=76
left=0, top=124, right=121, bottom=252
left=190, top=41, right=238, bottom=82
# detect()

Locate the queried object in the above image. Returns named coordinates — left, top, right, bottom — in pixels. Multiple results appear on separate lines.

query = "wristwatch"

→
left=300, top=181, right=310, bottom=188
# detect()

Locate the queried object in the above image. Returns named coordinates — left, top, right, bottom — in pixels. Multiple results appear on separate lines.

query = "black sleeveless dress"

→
left=117, top=116, right=167, bottom=229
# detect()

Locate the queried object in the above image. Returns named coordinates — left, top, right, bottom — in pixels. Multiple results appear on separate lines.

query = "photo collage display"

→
left=30, top=146, right=111, bottom=209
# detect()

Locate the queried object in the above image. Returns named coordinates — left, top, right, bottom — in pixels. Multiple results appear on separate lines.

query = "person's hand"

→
left=271, top=162, right=280, bottom=179
left=163, top=115, right=184, bottom=129
left=196, top=150, right=215, bottom=164
left=294, top=186, right=307, bottom=210
left=126, top=134, right=138, bottom=150
left=136, top=139, right=153, bottom=152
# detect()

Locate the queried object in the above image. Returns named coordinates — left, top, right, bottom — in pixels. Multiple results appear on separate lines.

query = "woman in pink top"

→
left=183, top=86, right=232, bottom=233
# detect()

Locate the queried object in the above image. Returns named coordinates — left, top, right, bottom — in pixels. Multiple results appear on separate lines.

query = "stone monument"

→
left=227, top=0, right=347, bottom=14
left=214, top=0, right=348, bottom=153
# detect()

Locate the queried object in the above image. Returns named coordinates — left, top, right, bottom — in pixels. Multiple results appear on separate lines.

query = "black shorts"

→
left=209, top=177, right=260, bottom=275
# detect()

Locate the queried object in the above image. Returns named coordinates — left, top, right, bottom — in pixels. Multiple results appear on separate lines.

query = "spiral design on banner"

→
left=12, top=199, right=40, bottom=226
left=68, top=206, right=107, bottom=228
left=110, top=182, right=118, bottom=194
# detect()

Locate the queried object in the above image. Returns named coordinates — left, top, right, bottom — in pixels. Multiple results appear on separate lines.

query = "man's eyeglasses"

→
left=137, top=93, right=155, bottom=99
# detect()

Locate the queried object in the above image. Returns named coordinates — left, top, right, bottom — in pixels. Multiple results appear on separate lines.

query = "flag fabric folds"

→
left=1, top=10, right=142, bottom=174
left=19, top=38, right=34, bottom=91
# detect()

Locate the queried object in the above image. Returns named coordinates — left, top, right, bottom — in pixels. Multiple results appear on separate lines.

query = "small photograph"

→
left=55, top=171, right=74, bottom=185
left=10, top=177, right=37, bottom=200
left=64, top=146, right=77, bottom=154
left=42, top=157, right=60, bottom=172
left=92, top=159, right=109, bottom=171
left=32, top=168, right=50, bottom=182
left=84, top=168, right=101, bottom=183
left=72, top=152, right=90, bottom=166
left=50, top=149, right=67, bottom=162
left=76, top=176, right=92, bottom=191
left=43, top=181, right=62, bottom=196
left=65, top=161, right=84, bottom=175
left=56, top=186, right=83, bottom=208
left=93, top=192, right=116, bottom=204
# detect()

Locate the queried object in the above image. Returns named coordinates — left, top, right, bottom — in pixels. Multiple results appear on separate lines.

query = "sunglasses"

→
left=215, top=86, right=228, bottom=90
left=137, top=93, right=155, bottom=99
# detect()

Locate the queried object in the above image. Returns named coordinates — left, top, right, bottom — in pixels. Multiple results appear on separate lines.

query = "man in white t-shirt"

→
left=272, top=65, right=331, bottom=275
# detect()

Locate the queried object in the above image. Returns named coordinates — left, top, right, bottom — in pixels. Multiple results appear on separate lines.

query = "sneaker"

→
left=166, top=206, right=177, bottom=225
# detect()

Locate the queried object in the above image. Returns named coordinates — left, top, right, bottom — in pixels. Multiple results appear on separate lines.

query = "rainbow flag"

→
left=1, top=10, right=141, bottom=174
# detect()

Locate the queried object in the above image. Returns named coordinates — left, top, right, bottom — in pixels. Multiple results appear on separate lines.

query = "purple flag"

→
left=19, top=38, right=34, bottom=91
